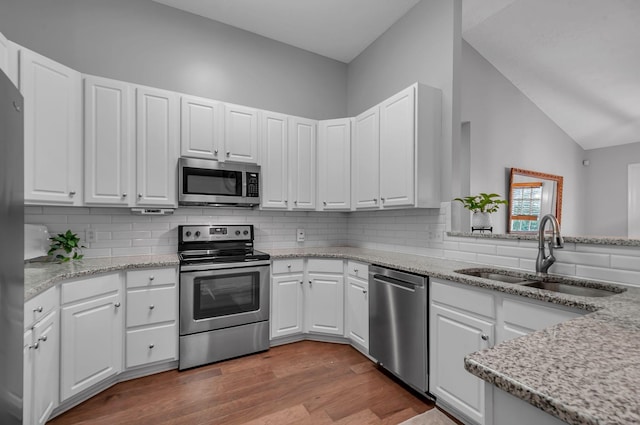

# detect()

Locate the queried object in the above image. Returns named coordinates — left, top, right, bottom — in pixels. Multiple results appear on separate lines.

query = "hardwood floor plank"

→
left=49, top=341, right=433, bottom=425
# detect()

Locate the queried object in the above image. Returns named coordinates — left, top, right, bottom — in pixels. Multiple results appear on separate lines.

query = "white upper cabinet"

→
left=352, top=105, right=380, bottom=210
left=318, top=118, right=351, bottom=210
left=21, top=47, right=82, bottom=206
left=379, top=86, right=415, bottom=208
left=289, top=116, right=317, bottom=210
left=0, top=31, right=9, bottom=76
left=135, top=85, right=179, bottom=207
left=224, top=103, right=259, bottom=163
left=180, top=95, right=223, bottom=161
left=260, top=111, right=289, bottom=209
left=84, top=75, right=134, bottom=206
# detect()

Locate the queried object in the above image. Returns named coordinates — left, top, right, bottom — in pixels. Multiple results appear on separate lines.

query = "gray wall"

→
left=347, top=0, right=461, bottom=201
left=461, top=41, right=587, bottom=235
left=0, top=0, right=347, bottom=119
left=585, top=142, right=640, bottom=236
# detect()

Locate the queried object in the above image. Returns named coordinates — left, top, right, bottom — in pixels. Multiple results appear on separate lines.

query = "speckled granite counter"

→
left=267, top=247, right=640, bottom=425
left=448, top=231, right=640, bottom=247
left=24, top=254, right=179, bottom=300
left=24, top=247, right=640, bottom=424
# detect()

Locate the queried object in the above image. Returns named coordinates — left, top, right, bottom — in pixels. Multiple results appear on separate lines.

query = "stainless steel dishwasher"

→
left=369, top=265, right=428, bottom=393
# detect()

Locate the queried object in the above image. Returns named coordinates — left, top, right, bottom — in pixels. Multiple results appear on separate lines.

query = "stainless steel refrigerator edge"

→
left=369, top=265, right=429, bottom=394
left=0, top=69, right=24, bottom=424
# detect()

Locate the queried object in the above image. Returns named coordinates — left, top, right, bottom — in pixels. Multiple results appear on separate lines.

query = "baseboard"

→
left=435, top=398, right=478, bottom=425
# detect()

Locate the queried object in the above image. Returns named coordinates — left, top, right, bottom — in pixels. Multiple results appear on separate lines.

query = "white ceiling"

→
left=153, top=0, right=640, bottom=150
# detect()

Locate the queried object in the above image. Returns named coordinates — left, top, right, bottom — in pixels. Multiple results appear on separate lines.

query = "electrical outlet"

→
left=85, top=228, right=96, bottom=243
left=296, top=228, right=305, bottom=242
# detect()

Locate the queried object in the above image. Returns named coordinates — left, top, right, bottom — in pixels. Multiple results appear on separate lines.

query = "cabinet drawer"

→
left=272, top=259, right=304, bottom=274
left=126, top=267, right=176, bottom=289
left=431, top=279, right=495, bottom=319
left=347, top=261, right=369, bottom=279
left=126, top=323, right=177, bottom=368
left=24, top=286, right=59, bottom=329
left=503, top=297, right=582, bottom=332
left=126, top=286, right=177, bottom=327
left=307, top=258, right=343, bottom=274
left=61, top=273, right=121, bottom=305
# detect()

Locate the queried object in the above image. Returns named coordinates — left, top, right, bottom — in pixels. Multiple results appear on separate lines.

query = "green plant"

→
left=453, top=193, right=508, bottom=213
left=48, top=230, right=85, bottom=262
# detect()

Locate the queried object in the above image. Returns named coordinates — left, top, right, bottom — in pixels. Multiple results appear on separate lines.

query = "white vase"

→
left=472, top=212, right=492, bottom=230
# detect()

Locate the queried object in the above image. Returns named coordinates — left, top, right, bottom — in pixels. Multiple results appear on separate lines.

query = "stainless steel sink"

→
left=455, top=268, right=624, bottom=297
left=521, top=280, right=622, bottom=297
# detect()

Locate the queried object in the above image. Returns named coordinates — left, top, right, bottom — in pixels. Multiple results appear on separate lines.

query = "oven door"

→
left=180, top=261, right=270, bottom=335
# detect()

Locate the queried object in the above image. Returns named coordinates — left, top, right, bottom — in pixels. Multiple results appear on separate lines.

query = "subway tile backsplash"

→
left=25, top=203, right=640, bottom=288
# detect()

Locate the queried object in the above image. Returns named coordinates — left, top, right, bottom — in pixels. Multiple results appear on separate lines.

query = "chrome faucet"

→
left=536, top=214, right=564, bottom=275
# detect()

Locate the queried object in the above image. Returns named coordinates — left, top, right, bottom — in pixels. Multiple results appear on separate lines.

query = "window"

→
left=510, top=182, right=542, bottom=232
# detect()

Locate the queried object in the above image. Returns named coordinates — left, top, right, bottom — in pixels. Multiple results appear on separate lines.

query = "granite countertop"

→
left=24, top=247, right=640, bottom=424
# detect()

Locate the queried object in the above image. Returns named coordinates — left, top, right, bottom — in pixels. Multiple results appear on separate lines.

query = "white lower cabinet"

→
left=346, top=261, right=369, bottom=351
left=60, top=273, right=123, bottom=401
left=125, top=267, right=178, bottom=369
left=270, top=258, right=345, bottom=339
left=430, top=279, right=495, bottom=425
left=23, top=286, right=59, bottom=425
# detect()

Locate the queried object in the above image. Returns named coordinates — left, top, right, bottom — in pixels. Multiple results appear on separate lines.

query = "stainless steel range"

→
left=178, top=224, right=271, bottom=370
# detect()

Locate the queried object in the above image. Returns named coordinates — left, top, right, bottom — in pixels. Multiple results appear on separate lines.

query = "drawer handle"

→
left=114, top=302, right=121, bottom=308
left=29, top=342, right=40, bottom=350
left=149, top=343, right=155, bottom=349
left=38, top=335, right=48, bottom=343
left=149, top=304, right=155, bottom=310
left=33, top=306, right=43, bottom=313
left=481, top=334, right=489, bottom=341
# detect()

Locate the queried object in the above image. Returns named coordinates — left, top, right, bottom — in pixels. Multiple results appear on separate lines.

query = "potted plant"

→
left=48, top=229, right=85, bottom=262
left=453, top=193, right=508, bottom=230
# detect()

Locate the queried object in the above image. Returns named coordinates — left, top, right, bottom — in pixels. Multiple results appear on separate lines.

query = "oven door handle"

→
left=180, top=259, right=271, bottom=272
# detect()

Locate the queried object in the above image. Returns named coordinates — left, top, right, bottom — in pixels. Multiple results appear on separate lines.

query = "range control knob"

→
left=243, top=230, right=249, bottom=235
left=185, top=231, right=192, bottom=237
left=195, top=231, right=201, bottom=237
left=235, top=230, right=241, bottom=236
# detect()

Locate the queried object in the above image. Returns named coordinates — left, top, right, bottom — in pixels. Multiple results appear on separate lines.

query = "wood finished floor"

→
left=48, top=341, right=436, bottom=425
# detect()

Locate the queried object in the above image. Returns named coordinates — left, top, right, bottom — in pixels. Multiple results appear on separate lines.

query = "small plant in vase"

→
left=48, top=230, right=85, bottom=262
left=453, top=193, right=508, bottom=231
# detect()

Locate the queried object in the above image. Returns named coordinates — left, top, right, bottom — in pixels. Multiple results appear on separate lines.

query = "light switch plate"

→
left=296, top=228, right=305, bottom=242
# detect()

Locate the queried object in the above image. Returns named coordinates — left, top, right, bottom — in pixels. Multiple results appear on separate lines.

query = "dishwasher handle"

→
left=372, top=274, right=423, bottom=291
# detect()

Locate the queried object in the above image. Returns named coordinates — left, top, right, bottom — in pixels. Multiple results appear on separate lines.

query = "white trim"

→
left=628, top=163, right=640, bottom=238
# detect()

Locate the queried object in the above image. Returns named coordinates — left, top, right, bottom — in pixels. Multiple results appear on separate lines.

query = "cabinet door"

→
left=430, top=304, right=493, bottom=425
left=318, top=118, right=351, bottom=210
left=379, top=85, right=415, bottom=208
left=289, top=117, right=317, bottom=210
left=135, top=86, right=179, bottom=207
left=346, top=276, right=368, bottom=350
left=0, top=31, right=16, bottom=84
left=84, top=75, right=133, bottom=206
left=21, top=47, right=82, bottom=205
left=181, top=95, right=222, bottom=160
left=60, top=292, right=123, bottom=401
left=305, top=273, right=344, bottom=335
left=352, top=105, right=380, bottom=209
left=271, top=273, right=304, bottom=338
left=23, top=330, right=33, bottom=425
left=260, top=112, right=289, bottom=209
left=32, top=310, right=59, bottom=425
left=224, top=103, right=259, bottom=163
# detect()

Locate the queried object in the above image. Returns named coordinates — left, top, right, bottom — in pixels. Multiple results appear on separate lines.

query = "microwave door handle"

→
left=242, top=172, right=247, bottom=197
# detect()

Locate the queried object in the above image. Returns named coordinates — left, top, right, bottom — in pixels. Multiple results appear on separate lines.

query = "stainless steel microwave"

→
left=178, top=158, right=260, bottom=207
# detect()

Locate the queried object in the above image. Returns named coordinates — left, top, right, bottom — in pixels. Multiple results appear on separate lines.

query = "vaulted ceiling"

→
left=152, top=0, right=640, bottom=150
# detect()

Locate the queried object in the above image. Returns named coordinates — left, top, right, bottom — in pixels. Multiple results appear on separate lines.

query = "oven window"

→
left=184, top=167, right=242, bottom=196
left=193, top=272, right=260, bottom=319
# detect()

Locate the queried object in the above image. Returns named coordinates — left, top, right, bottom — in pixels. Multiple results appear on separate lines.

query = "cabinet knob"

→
left=149, top=343, right=155, bottom=349
left=300, top=280, right=303, bottom=285
left=214, top=149, right=218, bottom=155
left=149, top=276, right=155, bottom=281
left=226, top=151, right=230, bottom=157
left=294, top=200, right=298, bottom=205
left=323, top=201, right=327, bottom=206
left=481, top=334, right=489, bottom=341
left=354, top=269, right=358, bottom=273
left=285, top=200, right=288, bottom=204
left=138, top=193, right=143, bottom=199
left=287, top=264, right=291, bottom=268
left=33, top=306, right=43, bottom=313
left=114, top=302, right=121, bottom=308
left=149, top=304, right=155, bottom=310
left=373, top=198, right=378, bottom=203
left=381, top=197, right=386, bottom=203
left=13, top=101, right=21, bottom=112
left=38, top=335, right=47, bottom=343
left=69, top=191, right=76, bottom=197
left=362, top=289, right=367, bottom=294
left=309, top=280, right=312, bottom=287
left=29, top=342, right=39, bottom=350
left=122, top=193, right=127, bottom=198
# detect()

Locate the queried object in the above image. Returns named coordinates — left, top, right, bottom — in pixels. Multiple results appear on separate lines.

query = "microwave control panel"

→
left=247, top=173, right=259, bottom=197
